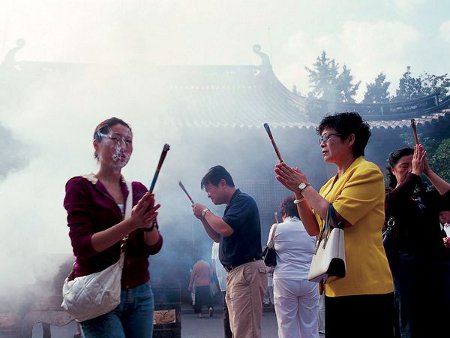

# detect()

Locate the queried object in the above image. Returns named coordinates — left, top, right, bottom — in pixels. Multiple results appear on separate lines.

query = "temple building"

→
left=2, top=41, right=450, bottom=272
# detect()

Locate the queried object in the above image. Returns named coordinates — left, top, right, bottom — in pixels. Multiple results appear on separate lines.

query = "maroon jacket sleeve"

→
left=64, top=176, right=98, bottom=258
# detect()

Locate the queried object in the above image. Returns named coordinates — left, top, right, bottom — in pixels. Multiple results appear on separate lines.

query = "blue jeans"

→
left=81, top=282, right=154, bottom=338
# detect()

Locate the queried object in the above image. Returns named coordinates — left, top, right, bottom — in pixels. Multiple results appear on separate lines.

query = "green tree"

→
left=305, top=51, right=360, bottom=103
left=337, top=65, right=361, bottom=103
left=420, top=72, right=450, bottom=100
left=393, top=66, right=450, bottom=102
left=429, top=138, right=450, bottom=182
left=305, top=51, right=339, bottom=101
left=393, top=66, right=424, bottom=102
left=363, top=73, right=391, bottom=104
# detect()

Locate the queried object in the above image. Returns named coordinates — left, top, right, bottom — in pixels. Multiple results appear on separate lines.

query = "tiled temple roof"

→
left=2, top=44, right=449, bottom=129
left=166, top=65, right=311, bottom=129
left=369, top=109, right=450, bottom=129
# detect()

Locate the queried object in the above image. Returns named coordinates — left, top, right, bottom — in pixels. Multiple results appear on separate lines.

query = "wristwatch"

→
left=298, top=182, right=311, bottom=192
left=202, top=208, right=210, bottom=218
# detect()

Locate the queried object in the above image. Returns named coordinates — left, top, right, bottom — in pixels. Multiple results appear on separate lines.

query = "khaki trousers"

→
left=226, top=260, right=268, bottom=338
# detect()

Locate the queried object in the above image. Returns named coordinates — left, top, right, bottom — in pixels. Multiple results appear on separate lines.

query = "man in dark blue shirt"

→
left=193, top=165, right=268, bottom=338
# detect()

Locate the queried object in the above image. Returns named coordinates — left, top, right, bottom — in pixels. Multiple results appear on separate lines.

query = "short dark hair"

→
left=93, top=117, right=131, bottom=142
left=280, top=196, right=299, bottom=219
left=317, top=112, right=371, bottom=157
left=386, top=147, right=414, bottom=189
left=201, top=165, right=235, bottom=189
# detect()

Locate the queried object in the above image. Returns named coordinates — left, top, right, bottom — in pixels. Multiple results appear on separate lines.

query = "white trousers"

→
left=318, top=293, right=325, bottom=333
left=273, top=278, right=320, bottom=338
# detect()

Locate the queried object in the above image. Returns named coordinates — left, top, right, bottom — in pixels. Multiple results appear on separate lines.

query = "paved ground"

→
left=181, top=306, right=278, bottom=338
left=31, top=304, right=279, bottom=338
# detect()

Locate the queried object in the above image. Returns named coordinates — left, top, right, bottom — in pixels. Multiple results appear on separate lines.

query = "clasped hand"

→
left=412, top=144, right=428, bottom=176
left=192, top=203, right=207, bottom=219
left=274, top=162, right=308, bottom=192
left=130, top=192, right=160, bottom=230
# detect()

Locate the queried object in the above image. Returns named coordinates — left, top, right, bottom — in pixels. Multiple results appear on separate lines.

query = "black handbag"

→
left=263, top=222, right=278, bottom=267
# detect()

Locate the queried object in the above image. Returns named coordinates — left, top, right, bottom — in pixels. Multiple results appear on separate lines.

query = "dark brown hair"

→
left=317, top=112, right=371, bottom=157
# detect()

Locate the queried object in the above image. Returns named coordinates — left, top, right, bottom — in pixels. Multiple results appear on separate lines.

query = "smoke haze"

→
left=0, top=0, right=448, bottom=310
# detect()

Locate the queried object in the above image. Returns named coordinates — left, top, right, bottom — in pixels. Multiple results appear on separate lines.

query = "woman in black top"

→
left=385, top=145, right=450, bottom=338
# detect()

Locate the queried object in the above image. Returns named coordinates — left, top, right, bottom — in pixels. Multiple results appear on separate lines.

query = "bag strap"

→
left=119, top=181, right=134, bottom=252
left=268, top=221, right=278, bottom=248
left=314, top=203, right=342, bottom=253
left=124, top=181, right=133, bottom=219
left=383, top=216, right=395, bottom=235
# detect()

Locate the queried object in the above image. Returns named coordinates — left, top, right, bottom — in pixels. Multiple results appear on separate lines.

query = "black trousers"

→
left=194, top=285, right=212, bottom=314
left=325, top=292, right=395, bottom=338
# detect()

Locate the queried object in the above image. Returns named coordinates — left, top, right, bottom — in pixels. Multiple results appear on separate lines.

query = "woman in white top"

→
left=268, top=196, right=319, bottom=338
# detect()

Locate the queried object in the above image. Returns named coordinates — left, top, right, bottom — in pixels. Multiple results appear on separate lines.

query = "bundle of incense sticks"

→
left=263, top=123, right=283, bottom=162
left=410, top=119, right=419, bottom=145
left=178, top=181, right=194, bottom=204
left=149, top=144, right=170, bottom=193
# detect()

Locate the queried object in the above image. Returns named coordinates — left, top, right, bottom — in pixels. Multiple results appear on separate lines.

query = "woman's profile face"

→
left=94, top=124, right=133, bottom=170
left=392, top=154, right=413, bottom=187
left=319, top=127, right=348, bottom=164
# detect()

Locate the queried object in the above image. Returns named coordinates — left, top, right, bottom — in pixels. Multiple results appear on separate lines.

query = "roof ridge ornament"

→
left=2, top=38, right=25, bottom=69
left=252, top=44, right=271, bottom=68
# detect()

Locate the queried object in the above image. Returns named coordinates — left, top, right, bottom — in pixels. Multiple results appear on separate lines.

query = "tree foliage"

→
left=392, top=66, right=450, bottom=102
left=337, top=65, right=361, bottom=103
left=303, top=54, right=449, bottom=104
left=305, top=51, right=360, bottom=103
left=429, top=138, right=450, bottom=182
left=363, top=73, right=391, bottom=104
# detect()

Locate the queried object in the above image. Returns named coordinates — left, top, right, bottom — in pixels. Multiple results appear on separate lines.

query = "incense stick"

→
left=179, top=181, right=195, bottom=204
left=411, top=119, right=419, bottom=145
left=149, top=144, right=170, bottom=193
left=263, top=123, right=283, bottom=162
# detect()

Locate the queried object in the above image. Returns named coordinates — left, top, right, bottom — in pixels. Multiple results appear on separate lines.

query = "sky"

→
left=1, top=0, right=449, bottom=98
left=0, top=0, right=449, bottom=298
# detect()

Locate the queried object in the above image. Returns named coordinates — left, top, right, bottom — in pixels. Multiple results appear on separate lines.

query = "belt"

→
left=223, top=257, right=261, bottom=273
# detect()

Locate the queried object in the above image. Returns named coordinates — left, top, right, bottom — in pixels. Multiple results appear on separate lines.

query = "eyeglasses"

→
left=107, top=134, right=133, bottom=146
left=319, top=133, right=341, bottom=144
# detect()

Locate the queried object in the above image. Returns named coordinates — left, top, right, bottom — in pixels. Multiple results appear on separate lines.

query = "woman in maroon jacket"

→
left=385, top=144, right=450, bottom=338
left=64, top=117, right=163, bottom=338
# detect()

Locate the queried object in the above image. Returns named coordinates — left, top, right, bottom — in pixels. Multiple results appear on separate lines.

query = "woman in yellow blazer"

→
left=275, top=112, right=394, bottom=338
